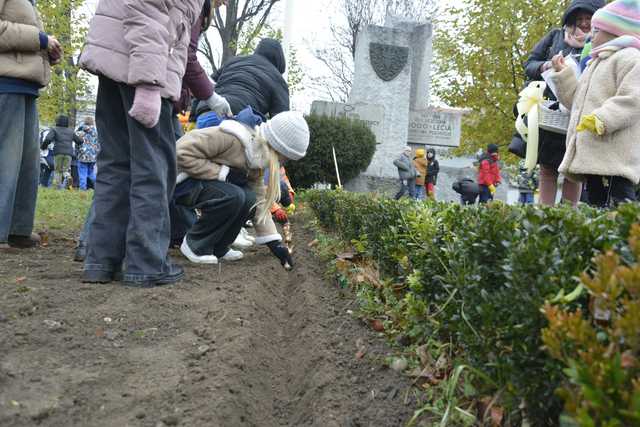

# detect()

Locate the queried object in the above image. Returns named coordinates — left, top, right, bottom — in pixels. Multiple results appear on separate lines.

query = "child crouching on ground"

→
left=550, top=0, right=640, bottom=207
left=175, top=111, right=309, bottom=268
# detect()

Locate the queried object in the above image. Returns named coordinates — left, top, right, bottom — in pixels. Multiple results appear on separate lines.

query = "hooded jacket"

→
left=426, top=149, right=440, bottom=185
left=79, top=0, right=204, bottom=102
left=523, top=0, right=605, bottom=169
left=197, top=38, right=289, bottom=117
left=394, top=152, right=417, bottom=180
left=43, top=115, right=83, bottom=157
left=0, top=0, right=51, bottom=92
left=413, top=153, right=427, bottom=186
left=477, top=152, right=501, bottom=186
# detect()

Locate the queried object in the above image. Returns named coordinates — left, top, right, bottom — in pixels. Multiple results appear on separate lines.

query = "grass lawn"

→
left=34, top=187, right=92, bottom=236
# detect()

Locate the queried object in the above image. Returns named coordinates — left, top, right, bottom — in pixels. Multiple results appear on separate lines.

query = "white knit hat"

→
left=260, top=111, right=310, bottom=160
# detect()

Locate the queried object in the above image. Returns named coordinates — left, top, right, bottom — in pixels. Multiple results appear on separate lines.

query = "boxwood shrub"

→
left=286, top=115, right=376, bottom=189
left=304, top=190, right=640, bottom=425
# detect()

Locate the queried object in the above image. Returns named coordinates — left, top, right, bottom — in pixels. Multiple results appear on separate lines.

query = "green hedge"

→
left=286, top=115, right=376, bottom=189
left=304, top=190, right=640, bottom=426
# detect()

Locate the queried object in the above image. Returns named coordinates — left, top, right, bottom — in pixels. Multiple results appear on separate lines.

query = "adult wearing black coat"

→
left=43, top=115, right=83, bottom=188
left=523, top=0, right=604, bottom=206
left=197, top=38, right=289, bottom=118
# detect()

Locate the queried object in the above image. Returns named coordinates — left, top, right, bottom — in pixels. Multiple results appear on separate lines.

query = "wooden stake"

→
left=332, top=145, right=342, bottom=189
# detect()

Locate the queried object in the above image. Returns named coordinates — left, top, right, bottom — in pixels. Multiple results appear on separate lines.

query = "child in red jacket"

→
left=477, top=144, right=501, bottom=203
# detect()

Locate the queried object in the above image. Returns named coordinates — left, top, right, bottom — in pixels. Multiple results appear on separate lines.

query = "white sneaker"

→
left=240, top=227, right=255, bottom=243
left=221, top=248, right=243, bottom=262
left=180, top=238, right=218, bottom=264
left=231, top=233, right=253, bottom=250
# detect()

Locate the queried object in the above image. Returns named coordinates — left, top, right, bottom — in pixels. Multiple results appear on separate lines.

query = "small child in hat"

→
left=175, top=111, right=309, bottom=269
left=551, top=0, right=640, bottom=207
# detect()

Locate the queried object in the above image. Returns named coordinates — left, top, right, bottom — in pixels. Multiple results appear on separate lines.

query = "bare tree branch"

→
left=312, top=0, right=438, bottom=103
left=210, top=0, right=282, bottom=66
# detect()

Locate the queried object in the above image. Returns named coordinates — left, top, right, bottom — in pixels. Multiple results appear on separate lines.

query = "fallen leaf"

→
left=370, top=319, right=385, bottom=332
left=416, top=344, right=432, bottom=366
left=435, top=353, right=449, bottom=372
left=622, top=350, right=637, bottom=369
left=355, top=350, right=366, bottom=359
left=95, top=328, right=105, bottom=338
left=307, top=239, right=319, bottom=248
left=491, top=406, right=504, bottom=426
left=15, top=277, right=26, bottom=283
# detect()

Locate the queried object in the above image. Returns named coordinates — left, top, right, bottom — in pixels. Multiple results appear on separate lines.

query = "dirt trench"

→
left=0, top=221, right=415, bottom=427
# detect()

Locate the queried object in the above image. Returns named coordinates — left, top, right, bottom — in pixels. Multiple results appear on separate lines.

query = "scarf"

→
left=564, top=26, right=587, bottom=49
left=591, top=35, right=640, bottom=58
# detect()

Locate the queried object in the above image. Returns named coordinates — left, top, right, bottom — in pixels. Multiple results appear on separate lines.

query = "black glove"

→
left=266, top=240, right=293, bottom=269
left=226, top=167, right=248, bottom=187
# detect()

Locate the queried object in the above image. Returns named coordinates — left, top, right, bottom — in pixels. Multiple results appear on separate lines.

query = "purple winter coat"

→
left=79, top=0, right=204, bottom=102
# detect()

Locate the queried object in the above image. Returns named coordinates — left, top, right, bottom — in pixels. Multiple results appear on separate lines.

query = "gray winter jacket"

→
left=394, top=153, right=417, bottom=180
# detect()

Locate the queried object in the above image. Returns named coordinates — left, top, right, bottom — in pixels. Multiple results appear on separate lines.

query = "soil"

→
left=0, top=221, right=416, bottom=427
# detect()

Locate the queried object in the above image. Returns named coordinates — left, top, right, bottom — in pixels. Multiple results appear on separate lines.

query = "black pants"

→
left=178, top=180, right=256, bottom=257
left=85, top=76, right=176, bottom=282
left=585, top=175, right=637, bottom=208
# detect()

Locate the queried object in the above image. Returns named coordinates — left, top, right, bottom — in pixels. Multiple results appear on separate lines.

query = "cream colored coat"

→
left=550, top=47, right=640, bottom=184
left=176, top=120, right=280, bottom=245
left=0, top=0, right=51, bottom=86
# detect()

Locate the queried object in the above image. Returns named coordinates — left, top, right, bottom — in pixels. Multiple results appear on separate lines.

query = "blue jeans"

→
left=84, top=77, right=176, bottom=283
left=0, top=94, right=39, bottom=243
left=394, top=178, right=416, bottom=200
left=415, top=185, right=426, bottom=200
left=479, top=185, right=493, bottom=204
left=519, top=192, right=534, bottom=205
left=79, top=197, right=96, bottom=246
left=177, top=180, right=256, bottom=257
left=78, top=162, right=96, bottom=190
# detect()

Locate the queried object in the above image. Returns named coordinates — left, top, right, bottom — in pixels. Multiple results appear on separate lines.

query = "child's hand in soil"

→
left=267, top=241, right=293, bottom=270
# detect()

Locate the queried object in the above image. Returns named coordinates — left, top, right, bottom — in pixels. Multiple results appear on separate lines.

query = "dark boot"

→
left=74, top=244, right=86, bottom=262
left=8, top=233, right=40, bottom=248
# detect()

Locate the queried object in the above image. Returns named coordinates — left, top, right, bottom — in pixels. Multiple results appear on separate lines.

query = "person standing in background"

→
left=75, top=116, right=99, bottom=191
left=425, top=148, right=440, bottom=200
left=43, top=114, right=83, bottom=189
left=477, top=144, right=502, bottom=203
left=413, top=148, right=427, bottom=201
left=0, top=0, right=62, bottom=249
left=393, top=147, right=417, bottom=200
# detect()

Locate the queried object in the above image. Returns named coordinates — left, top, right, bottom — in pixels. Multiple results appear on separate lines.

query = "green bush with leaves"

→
left=286, top=115, right=376, bottom=189
left=304, top=190, right=640, bottom=425
left=543, top=224, right=640, bottom=426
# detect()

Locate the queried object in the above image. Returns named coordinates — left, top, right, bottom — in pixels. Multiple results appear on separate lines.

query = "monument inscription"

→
left=408, top=108, right=462, bottom=147
left=311, top=101, right=385, bottom=143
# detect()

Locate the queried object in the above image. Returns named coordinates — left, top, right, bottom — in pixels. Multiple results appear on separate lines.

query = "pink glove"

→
left=128, top=85, right=161, bottom=128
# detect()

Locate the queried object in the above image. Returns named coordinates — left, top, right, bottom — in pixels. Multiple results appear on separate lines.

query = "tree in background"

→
left=37, top=0, right=90, bottom=127
left=198, top=0, right=281, bottom=73
left=312, top=0, right=438, bottom=102
left=434, top=0, right=569, bottom=156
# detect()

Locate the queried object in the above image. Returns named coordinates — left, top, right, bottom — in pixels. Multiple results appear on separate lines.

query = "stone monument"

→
left=311, top=14, right=469, bottom=198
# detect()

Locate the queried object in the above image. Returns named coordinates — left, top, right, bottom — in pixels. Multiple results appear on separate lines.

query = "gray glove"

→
left=206, top=92, right=232, bottom=117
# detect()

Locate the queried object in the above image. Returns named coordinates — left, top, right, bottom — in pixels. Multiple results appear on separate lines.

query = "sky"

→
left=78, top=0, right=435, bottom=113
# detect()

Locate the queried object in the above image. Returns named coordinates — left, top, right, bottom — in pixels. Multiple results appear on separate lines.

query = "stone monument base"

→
left=345, top=156, right=510, bottom=203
